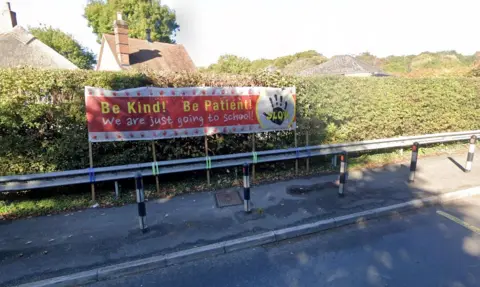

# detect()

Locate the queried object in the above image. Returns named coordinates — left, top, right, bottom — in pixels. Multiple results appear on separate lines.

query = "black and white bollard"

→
left=409, top=142, right=419, bottom=182
left=339, top=152, right=347, bottom=197
left=465, top=135, right=477, bottom=172
left=135, top=172, right=148, bottom=233
left=243, top=163, right=251, bottom=213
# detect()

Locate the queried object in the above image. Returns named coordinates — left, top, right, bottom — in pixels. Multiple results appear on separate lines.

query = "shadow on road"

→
left=1, top=152, right=480, bottom=287
left=448, top=156, right=467, bottom=172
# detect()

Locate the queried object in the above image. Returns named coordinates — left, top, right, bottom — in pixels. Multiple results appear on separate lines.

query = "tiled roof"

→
left=299, top=55, right=385, bottom=76
left=103, top=34, right=196, bottom=72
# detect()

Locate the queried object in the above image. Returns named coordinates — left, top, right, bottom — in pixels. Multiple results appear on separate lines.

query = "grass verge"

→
left=0, top=142, right=475, bottom=220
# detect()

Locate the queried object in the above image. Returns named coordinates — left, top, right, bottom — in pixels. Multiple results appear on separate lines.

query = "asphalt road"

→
left=90, top=197, right=480, bottom=287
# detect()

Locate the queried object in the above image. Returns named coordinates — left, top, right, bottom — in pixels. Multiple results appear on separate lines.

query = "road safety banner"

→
left=85, top=86, right=296, bottom=142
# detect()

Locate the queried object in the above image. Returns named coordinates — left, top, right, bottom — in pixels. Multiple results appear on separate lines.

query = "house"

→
left=96, top=12, right=195, bottom=72
left=0, top=2, right=78, bottom=70
left=298, top=55, right=388, bottom=77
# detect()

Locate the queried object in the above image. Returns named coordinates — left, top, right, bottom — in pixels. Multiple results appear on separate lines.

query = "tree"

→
left=29, top=26, right=96, bottom=69
left=206, top=50, right=325, bottom=74
left=84, top=0, right=179, bottom=44
left=356, top=52, right=378, bottom=66
left=207, top=55, right=252, bottom=74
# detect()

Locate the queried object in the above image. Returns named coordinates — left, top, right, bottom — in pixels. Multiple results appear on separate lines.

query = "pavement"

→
left=1, top=151, right=480, bottom=286
left=90, top=196, right=480, bottom=287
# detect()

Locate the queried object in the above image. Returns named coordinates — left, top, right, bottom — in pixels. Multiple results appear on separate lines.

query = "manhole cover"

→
left=215, top=188, right=242, bottom=208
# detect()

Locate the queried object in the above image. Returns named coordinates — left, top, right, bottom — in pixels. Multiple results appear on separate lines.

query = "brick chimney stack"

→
left=113, top=12, right=129, bottom=66
left=0, top=2, right=17, bottom=33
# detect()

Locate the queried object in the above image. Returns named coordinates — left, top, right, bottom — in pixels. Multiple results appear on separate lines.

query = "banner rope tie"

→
left=151, top=162, right=160, bottom=176
left=206, top=156, right=212, bottom=170
left=88, top=168, right=95, bottom=183
left=252, top=152, right=258, bottom=164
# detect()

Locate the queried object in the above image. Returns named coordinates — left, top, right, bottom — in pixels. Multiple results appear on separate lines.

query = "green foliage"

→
left=2, top=68, right=480, bottom=176
left=297, top=76, right=480, bottom=142
left=250, top=59, right=275, bottom=72
left=207, top=50, right=475, bottom=77
left=84, top=0, right=179, bottom=43
left=358, top=51, right=475, bottom=76
left=381, top=55, right=414, bottom=73
left=282, top=57, right=327, bottom=75
left=206, top=50, right=326, bottom=74
left=468, top=67, right=480, bottom=77
left=29, top=26, right=96, bottom=69
left=207, top=55, right=253, bottom=74
left=355, top=52, right=378, bottom=66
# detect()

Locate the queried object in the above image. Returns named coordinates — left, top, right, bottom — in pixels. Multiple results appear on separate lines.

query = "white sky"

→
left=7, top=0, right=480, bottom=67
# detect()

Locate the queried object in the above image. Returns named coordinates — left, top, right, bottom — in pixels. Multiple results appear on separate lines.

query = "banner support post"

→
left=294, top=129, right=298, bottom=176
left=151, top=141, right=160, bottom=194
left=252, top=134, right=256, bottom=182
left=88, top=141, right=95, bottom=202
left=204, top=135, right=210, bottom=185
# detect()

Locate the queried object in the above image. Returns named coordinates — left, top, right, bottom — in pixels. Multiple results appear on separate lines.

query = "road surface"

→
left=90, top=196, right=480, bottom=287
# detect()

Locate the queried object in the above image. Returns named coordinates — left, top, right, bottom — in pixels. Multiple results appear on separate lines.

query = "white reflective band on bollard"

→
left=243, top=163, right=251, bottom=213
left=339, top=153, right=347, bottom=197
left=465, top=135, right=476, bottom=173
left=135, top=173, right=148, bottom=233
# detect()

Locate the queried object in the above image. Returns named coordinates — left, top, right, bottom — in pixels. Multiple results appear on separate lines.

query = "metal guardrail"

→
left=1, top=130, right=479, bottom=192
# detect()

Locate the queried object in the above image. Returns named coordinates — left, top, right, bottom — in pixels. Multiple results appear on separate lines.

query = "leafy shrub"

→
left=1, top=68, right=480, bottom=175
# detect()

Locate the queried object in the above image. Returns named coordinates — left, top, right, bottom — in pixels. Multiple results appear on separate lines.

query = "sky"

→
left=7, top=0, right=480, bottom=67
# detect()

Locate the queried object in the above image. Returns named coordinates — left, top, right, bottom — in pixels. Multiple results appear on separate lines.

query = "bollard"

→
left=465, top=135, right=477, bottom=172
left=243, top=163, right=251, bottom=213
left=339, top=152, right=347, bottom=197
left=135, top=172, right=148, bottom=233
left=409, top=142, right=419, bottom=182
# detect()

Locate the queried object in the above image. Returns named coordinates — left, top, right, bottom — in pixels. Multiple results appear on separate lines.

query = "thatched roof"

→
left=0, top=26, right=78, bottom=69
left=299, top=55, right=387, bottom=76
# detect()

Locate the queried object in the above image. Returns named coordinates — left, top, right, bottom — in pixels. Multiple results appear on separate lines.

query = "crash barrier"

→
left=1, top=130, right=480, bottom=194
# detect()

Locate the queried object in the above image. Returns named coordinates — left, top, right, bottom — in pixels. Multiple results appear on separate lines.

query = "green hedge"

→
left=1, top=67, right=480, bottom=175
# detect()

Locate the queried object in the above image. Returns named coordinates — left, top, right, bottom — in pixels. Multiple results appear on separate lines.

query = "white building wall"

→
left=97, top=44, right=122, bottom=71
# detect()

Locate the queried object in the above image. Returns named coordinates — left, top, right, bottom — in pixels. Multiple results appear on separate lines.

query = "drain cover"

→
left=215, top=188, right=242, bottom=208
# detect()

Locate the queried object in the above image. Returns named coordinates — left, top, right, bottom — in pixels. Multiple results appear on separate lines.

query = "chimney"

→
left=0, top=2, right=17, bottom=33
left=113, top=12, right=129, bottom=66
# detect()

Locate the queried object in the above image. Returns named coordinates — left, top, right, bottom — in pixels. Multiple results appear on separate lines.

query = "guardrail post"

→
left=135, top=172, right=148, bottom=233
left=339, top=152, right=347, bottom=197
left=243, top=163, right=251, bottom=213
left=409, top=142, right=419, bottom=182
left=88, top=141, right=95, bottom=201
left=331, top=154, right=338, bottom=167
left=252, top=134, right=256, bottom=181
left=114, top=181, right=119, bottom=199
left=204, top=136, right=211, bottom=185
left=294, top=130, right=298, bottom=176
left=465, top=135, right=477, bottom=172
left=151, top=141, right=161, bottom=194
